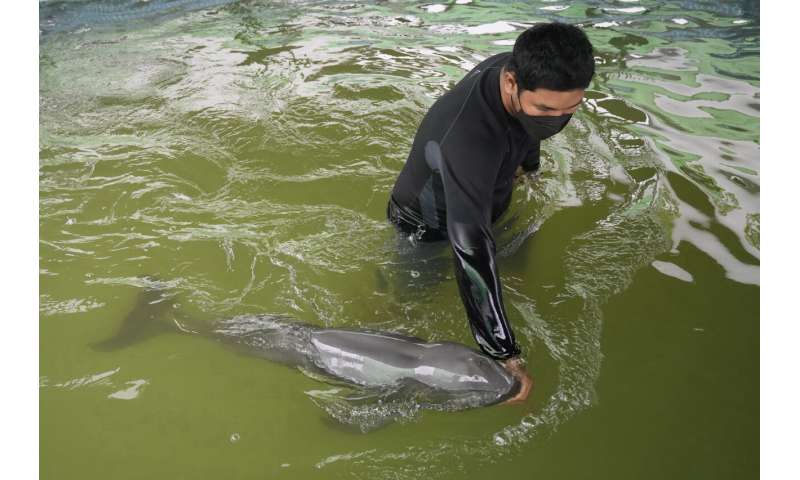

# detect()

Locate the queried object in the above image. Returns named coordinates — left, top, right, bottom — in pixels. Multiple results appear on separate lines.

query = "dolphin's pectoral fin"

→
left=297, top=365, right=353, bottom=388
left=305, top=382, right=420, bottom=433
left=303, top=379, right=459, bottom=433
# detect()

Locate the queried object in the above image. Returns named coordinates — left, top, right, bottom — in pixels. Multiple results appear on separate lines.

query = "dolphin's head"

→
left=418, top=342, right=519, bottom=398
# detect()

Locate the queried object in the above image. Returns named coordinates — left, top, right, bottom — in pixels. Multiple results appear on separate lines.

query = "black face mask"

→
left=511, top=87, right=572, bottom=141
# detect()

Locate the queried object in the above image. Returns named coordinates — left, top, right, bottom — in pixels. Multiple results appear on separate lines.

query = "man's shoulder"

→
left=478, top=51, right=512, bottom=69
left=455, top=51, right=511, bottom=87
left=441, top=55, right=511, bottom=147
left=417, top=51, right=511, bottom=156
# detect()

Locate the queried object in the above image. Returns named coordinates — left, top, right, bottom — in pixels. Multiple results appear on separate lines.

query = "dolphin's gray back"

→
left=211, top=314, right=319, bottom=369
left=212, top=315, right=516, bottom=402
left=309, top=329, right=515, bottom=398
left=211, top=316, right=426, bottom=374
left=309, top=329, right=428, bottom=386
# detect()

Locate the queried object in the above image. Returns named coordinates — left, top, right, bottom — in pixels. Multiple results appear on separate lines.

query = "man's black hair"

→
left=506, top=22, right=596, bottom=92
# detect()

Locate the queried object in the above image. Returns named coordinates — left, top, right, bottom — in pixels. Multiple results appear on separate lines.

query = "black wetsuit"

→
left=387, top=52, right=542, bottom=360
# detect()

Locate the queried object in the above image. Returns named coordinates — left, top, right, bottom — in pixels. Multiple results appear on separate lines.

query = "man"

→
left=386, top=22, right=596, bottom=403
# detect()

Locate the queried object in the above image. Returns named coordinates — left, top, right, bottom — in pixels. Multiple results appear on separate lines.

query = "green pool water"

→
left=39, top=1, right=759, bottom=478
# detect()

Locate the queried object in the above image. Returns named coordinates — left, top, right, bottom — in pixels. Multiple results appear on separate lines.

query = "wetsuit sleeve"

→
left=424, top=140, right=521, bottom=360
left=520, top=141, right=541, bottom=173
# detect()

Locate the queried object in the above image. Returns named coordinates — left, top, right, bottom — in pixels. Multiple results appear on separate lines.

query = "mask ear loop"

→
left=512, top=82, right=527, bottom=117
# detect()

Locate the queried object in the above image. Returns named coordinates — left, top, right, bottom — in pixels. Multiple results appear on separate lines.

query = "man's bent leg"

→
left=380, top=198, right=450, bottom=301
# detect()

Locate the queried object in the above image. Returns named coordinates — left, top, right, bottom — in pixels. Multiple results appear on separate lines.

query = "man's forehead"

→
left=523, top=88, right=585, bottom=110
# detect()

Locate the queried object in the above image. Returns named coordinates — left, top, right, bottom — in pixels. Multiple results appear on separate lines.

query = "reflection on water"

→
left=40, top=0, right=758, bottom=478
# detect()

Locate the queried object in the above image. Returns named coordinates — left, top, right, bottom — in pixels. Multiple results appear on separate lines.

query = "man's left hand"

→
left=513, top=166, right=526, bottom=184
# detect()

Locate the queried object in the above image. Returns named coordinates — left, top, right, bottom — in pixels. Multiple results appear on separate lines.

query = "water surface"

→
left=40, top=1, right=759, bottom=478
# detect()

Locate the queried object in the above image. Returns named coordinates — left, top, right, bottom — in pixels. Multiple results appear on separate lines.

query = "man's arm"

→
left=424, top=140, right=521, bottom=360
left=448, top=221, right=520, bottom=359
left=515, top=142, right=542, bottom=185
left=425, top=139, right=533, bottom=401
left=520, top=141, right=541, bottom=173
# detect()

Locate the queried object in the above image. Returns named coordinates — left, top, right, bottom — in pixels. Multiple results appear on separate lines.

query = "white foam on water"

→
left=316, top=449, right=378, bottom=469
left=108, top=379, right=149, bottom=400
left=422, top=4, right=447, bottom=13
left=651, top=260, right=694, bottom=283
left=604, top=6, right=647, bottom=13
left=465, top=21, right=518, bottom=35
left=52, top=368, right=120, bottom=389
left=40, top=297, right=106, bottom=316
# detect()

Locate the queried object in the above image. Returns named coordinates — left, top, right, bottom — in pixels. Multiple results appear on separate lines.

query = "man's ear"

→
left=504, top=71, right=520, bottom=98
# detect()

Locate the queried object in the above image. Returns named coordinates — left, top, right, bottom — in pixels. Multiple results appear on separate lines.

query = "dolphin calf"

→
left=92, top=286, right=520, bottom=431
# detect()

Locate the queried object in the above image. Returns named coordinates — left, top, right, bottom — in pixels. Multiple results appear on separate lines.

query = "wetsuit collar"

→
left=481, top=52, right=523, bottom=134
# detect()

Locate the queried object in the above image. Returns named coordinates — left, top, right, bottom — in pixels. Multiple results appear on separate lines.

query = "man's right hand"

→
left=501, top=357, right=533, bottom=404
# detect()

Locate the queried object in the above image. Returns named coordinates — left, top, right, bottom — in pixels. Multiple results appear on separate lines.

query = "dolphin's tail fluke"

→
left=90, top=285, right=178, bottom=352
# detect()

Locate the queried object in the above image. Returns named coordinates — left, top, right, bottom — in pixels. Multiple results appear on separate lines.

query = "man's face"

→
left=503, top=70, right=585, bottom=117
left=519, top=87, right=584, bottom=117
